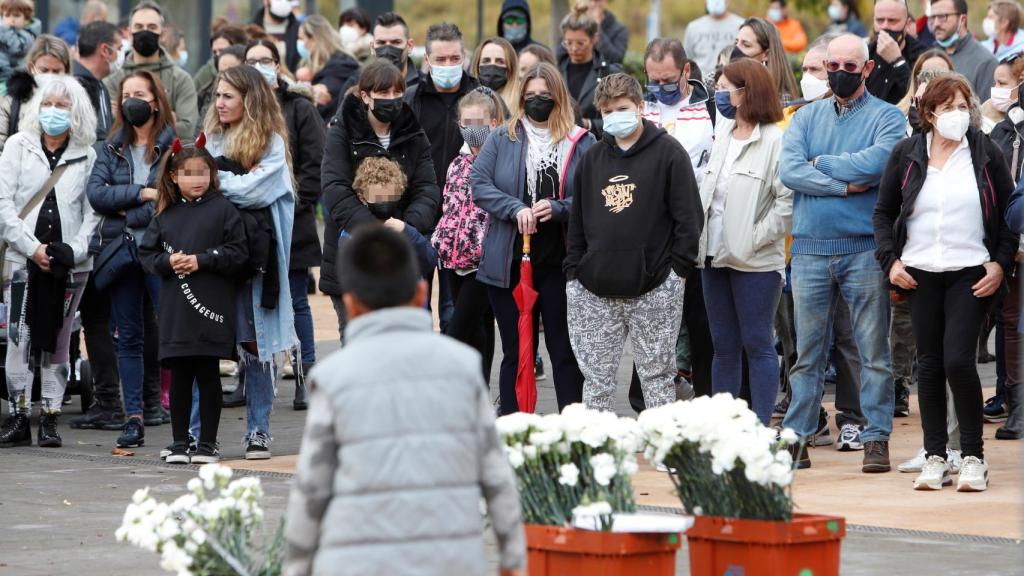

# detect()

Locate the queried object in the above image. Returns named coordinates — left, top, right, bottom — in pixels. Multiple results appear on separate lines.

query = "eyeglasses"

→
left=825, top=60, right=867, bottom=73
left=927, top=12, right=960, bottom=24
left=562, top=40, right=590, bottom=50
left=245, top=58, right=276, bottom=66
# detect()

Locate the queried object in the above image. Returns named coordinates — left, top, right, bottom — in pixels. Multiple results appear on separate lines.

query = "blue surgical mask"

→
left=297, top=40, right=310, bottom=61
left=935, top=31, right=960, bottom=48
left=648, top=81, right=683, bottom=106
left=39, top=106, right=71, bottom=136
left=602, top=110, right=639, bottom=139
left=176, top=50, right=189, bottom=68
left=430, top=64, right=463, bottom=90
left=255, top=63, right=278, bottom=85
left=714, top=90, right=737, bottom=120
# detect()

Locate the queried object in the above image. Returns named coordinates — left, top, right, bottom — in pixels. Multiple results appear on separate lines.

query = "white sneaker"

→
left=956, top=456, right=989, bottom=492
left=898, top=448, right=927, bottom=473
left=913, top=455, right=951, bottom=490
left=219, top=360, right=237, bottom=377
left=282, top=359, right=295, bottom=380
left=947, top=449, right=963, bottom=474
left=655, top=463, right=677, bottom=473
left=836, top=423, right=864, bottom=451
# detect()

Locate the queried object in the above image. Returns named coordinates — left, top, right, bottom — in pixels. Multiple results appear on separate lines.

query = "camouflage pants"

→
left=890, top=298, right=916, bottom=389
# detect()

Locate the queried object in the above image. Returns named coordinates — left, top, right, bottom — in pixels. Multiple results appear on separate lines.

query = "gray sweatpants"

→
left=568, top=272, right=684, bottom=412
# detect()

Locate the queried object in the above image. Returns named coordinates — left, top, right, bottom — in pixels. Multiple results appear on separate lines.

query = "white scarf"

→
left=523, top=119, right=571, bottom=203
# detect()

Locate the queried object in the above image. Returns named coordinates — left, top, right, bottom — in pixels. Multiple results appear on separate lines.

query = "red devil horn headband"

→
left=170, top=132, right=207, bottom=156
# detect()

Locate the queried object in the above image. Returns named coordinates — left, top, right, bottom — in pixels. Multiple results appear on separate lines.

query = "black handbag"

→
left=91, top=228, right=138, bottom=291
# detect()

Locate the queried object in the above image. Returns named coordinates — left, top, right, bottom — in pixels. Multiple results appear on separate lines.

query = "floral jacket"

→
left=432, top=152, right=488, bottom=271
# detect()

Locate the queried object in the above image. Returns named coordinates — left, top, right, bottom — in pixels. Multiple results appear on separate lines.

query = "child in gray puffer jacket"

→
left=0, top=0, right=40, bottom=91
left=284, top=225, right=526, bottom=576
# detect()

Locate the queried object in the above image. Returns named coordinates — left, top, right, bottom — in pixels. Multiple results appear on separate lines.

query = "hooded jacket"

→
left=313, top=51, right=361, bottom=123
left=253, top=8, right=301, bottom=72
left=640, top=79, right=714, bottom=187
left=404, top=71, right=480, bottom=187
left=564, top=120, right=702, bottom=298
left=103, top=49, right=199, bottom=140
left=140, top=190, right=248, bottom=359
left=557, top=49, right=622, bottom=137
left=497, top=0, right=546, bottom=53
left=86, top=125, right=176, bottom=254
left=278, top=80, right=326, bottom=270
left=873, top=127, right=1018, bottom=278
left=320, top=93, right=440, bottom=295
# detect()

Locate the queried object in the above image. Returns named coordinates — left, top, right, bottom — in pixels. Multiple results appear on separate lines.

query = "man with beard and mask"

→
left=778, top=34, right=904, bottom=473
left=929, top=0, right=997, bottom=100
left=371, top=12, right=421, bottom=97
left=497, top=0, right=545, bottom=53
left=253, top=0, right=301, bottom=73
left=102, top=1, right=197, bottom=140
left=684, top=0, right=744, bottom=84
left=866, top=0, right=926, bottom=104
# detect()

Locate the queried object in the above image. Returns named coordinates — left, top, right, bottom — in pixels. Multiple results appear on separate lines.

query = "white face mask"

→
left=269, top=0, right=293, bottom=19
left=339, top=25, right=360, bottom=45
left=800, top=74, right=830, bottom=101
left=934, top=110, right=971, bottom=141
left=983, top=17, right=997, bottom=38
left=767, top=7, right=783, bottom=22
left=706, top=0, right=727, bottom=17
left=991, top=84, right=1020, bottom=112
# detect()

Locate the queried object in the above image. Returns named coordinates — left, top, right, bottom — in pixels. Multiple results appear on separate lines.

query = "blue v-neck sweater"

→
left=780, top=92, right=906, bottom=256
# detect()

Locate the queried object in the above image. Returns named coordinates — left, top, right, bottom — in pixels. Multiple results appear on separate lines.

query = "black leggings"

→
left=165, top=357, right=222, bottom=445
left=907, top=266, right=989, bottom=459
left=443, top=269, right=495, bottom=383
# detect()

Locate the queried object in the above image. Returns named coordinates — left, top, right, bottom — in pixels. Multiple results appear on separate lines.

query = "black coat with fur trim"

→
left=0, top=69, right=36, bottom=152
left=319, top=92, right=440, bottom=296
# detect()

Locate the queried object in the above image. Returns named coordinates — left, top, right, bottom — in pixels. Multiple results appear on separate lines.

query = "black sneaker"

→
left=191, top=442, right=220, bottom=464
left=787, top=443, right=811, bottom=469
left=37, top=413, right=62, bottom=448
left=983, top=395, right=1008, bottom=423
left=534, top=355, right=546, bottom=381
left=811, top=408, right=833, bottom=446
left=143, top=406, right=170, bottom=426
left=895, top=384, right=910, bottom=417
left=772, top=396, right=791, bottom=419
left=161, top=434, right=197, bottom=459
left=165, top=441, right=190, bottom=464
left=0, top=413, right=31, bottom=448
left=116, top=418, right=145, bottom=448
left=70, top=403, right=126, bottom=430
left=244, top=432, right=271, bottom=460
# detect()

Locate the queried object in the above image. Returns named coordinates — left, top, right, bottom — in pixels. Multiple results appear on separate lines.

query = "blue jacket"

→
left=1008, top=180, right=1024, bottom=235
left=86, top=125, right=176, bottom=254
left=471, top=122, right=594, bottom=288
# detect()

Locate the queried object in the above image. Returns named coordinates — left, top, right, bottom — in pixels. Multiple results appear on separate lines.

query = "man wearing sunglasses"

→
left=929, top=0, right=997, bottom=100
left=779, top=34, right=905, bottom=474
left=866, top=0, right=926, bottom=104
left=497, top=0, right=545, bottom=53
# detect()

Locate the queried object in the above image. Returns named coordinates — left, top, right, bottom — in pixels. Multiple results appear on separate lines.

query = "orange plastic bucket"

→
left=686, top=513, right=846, bottom=576
left=525, top=524, right=682, bottom=576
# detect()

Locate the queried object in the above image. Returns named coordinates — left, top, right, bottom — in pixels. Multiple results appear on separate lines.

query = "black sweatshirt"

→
left=140, top=190, right=249, bottom=360
left=565, top=119, right=702, bottom=298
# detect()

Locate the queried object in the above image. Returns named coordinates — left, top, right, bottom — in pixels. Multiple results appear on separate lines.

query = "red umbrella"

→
left=512, top=234, right=538, bottom=413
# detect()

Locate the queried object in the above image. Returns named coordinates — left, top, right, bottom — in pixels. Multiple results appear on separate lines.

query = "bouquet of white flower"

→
left=638, top=394, right=800, bottom=522
left=115, top=464, right=284, bottom=576
left=495, top=404, right=641, bottom=530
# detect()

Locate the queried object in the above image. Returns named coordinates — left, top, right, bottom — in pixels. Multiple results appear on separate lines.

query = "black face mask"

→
left=827, top=70, right=864, bottom=99
left=132, top=30, right=161, bottom=58
left=881, top=28, right=905, bottom=45
left=524, top=95, right=555, bottom=122
left=375, top=45, right=405, bottom=69
left=367, top=201, right=399, bottom=220
left=478, top=65, right=509, bottom=91
left=730, top=45, right=747, bottom=61
left=122, top=97, right=154, bottom=127
left=370, top=97, right=402, bottom=124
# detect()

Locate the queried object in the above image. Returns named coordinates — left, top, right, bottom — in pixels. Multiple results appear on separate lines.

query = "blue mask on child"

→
left=714, top=90, right=737, bottom=120
left=39, top=106, right=71, bottom=136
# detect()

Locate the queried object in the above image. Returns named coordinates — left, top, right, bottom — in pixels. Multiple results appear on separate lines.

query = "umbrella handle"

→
left=523, top=233, right=531, bottom=256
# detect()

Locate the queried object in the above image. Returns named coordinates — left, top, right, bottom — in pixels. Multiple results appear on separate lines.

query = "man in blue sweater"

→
left=780, top=34, right=905, bottom=473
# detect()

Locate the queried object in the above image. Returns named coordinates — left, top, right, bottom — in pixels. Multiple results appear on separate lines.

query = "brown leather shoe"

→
left=787, top=443, right=811, bottom=469
left=862, top=440, right=891, bottom=473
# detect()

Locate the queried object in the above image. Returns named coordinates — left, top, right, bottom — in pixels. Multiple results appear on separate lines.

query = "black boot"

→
left=70, top=402, right=126, bottom=430
left=996, top=384, right=1023, bottom=440
left=0, top=413, right=31, bottom=448
left=222, top=370, right=246, bottom=408
left=293, top=363, right=311, bottom=411
left=38, top=413, right=62, bottom=448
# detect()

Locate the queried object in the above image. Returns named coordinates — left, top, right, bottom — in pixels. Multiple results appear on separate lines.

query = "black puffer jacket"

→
left=314, top=51, right=361, bottom=123
left=319, top=93, right=440, bottom=295
left=278, top=81, right=325, bottom=270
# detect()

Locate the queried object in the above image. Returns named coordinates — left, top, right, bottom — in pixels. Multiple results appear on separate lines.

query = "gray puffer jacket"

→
left=284, top=307, right=525, bottom=576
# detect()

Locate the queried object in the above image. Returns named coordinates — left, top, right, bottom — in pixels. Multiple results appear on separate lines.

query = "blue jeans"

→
left=289, top=269, right=316, bottom=365
left=109, top=266, right=160, bottom=417
left=782, top=251, right=894, bottom=442
left=703, top=266, right=782, bottom=424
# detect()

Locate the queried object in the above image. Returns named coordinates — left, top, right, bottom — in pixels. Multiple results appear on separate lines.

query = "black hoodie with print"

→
left=565, top=119, right=703, bottom=298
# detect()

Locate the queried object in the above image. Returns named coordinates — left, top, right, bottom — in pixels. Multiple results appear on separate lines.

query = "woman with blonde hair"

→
left=469, top=37, right=521, bottom=114
left=732, top=17, right=799, bottom=106
left=0, top=34, right=72, bottom=151
left=296, top=14, right=360, bottom=121
left=472, top=62, right=595, bottom=414
left=204, top=64, right=296, bottom=460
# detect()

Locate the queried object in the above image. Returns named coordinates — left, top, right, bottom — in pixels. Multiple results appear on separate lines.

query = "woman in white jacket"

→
left=0, top=75, right=99, bottom=448
left=699, top=59, right=793, bottom=424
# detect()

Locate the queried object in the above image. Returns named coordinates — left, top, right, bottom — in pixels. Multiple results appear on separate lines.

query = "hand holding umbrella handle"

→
left=523, top=234, right=531, bottom=257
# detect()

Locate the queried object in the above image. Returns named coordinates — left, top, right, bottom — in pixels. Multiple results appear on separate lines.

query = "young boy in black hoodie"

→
left=564, top=72, right=702, bottom=413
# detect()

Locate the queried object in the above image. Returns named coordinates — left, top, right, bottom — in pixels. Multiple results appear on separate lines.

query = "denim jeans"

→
left=702, top=267, right=782, bottom=424
left=109, top=266, right=160, bottom=417
left=235, top=283, right=276, bottom=438
left=782, top=251, right=894, bottom=442
left=289, top=269, right=316, bottom=365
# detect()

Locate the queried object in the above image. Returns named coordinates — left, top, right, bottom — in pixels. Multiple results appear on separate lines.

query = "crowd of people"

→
left=0, top=0, right=1019, bottom=544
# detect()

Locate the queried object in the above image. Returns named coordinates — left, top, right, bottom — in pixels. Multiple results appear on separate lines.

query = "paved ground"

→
left=1, top=325, right=1022, bottom=574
